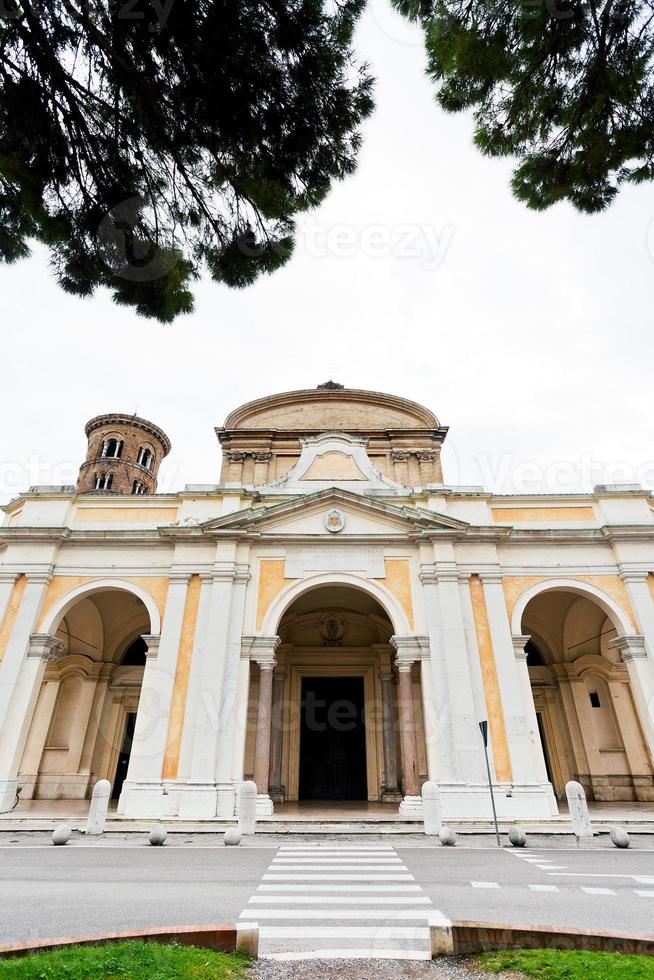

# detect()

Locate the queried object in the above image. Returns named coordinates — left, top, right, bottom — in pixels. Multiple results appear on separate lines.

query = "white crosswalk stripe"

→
left=239, top=845, right=439, bottom=960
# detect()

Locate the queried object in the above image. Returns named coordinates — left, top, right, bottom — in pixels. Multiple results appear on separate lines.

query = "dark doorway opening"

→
left=112, top=712, right=137, bottom=800
left=536, top=712, right=554, bottom=786
left=299, top=676, right=368, bottom=801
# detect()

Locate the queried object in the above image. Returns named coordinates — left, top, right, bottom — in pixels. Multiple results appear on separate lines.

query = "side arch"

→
left=260, top=571, right=411, bottom=637
left=511, top=578, right=634, bottom=638
left=40, top=578, right=161, bottom=636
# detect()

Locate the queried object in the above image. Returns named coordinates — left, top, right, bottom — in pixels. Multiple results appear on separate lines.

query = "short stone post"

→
left=422, top=780, right=441, bottom=836
left=86, top=779, right=111, bottom=835
left=236, top=921, right=259, bottom=957
left=238, top=780, right=257, bottom=836
left=565, top=780, right=593, bottom=838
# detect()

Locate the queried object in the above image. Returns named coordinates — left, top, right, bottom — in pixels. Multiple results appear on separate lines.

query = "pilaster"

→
left=0, top=629, right=63, bottom=811
left=610, top=635, right=654, bottom=767
left=117, top=571, right=190, bottom=816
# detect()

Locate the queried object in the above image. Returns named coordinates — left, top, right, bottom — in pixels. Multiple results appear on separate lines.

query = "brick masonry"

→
left=77, top=413, right=171, bottom=495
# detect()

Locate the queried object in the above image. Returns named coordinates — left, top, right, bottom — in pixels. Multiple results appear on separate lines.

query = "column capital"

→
left=618, top=565, right=649, bottom=585
left=512, top=634, right=531, bottom=661
left=609, top=635, right=648, bottom=661
left=167, top=571, right=192, bottom=585
left=0, top=572, right=19, bottom=585
left=242, top=635, right=281, bottom=665
left=390, top=635, right=430, bottom=665
left=478, top=569, right=504, bottom=585
left=25, top=567, right=55, bottom=586
left=27, top=633, right=65, bottom=663
left=211, top=561, right=238, bottom=583
left=142, top=634, right=161, bottom=659
left=419, top=563, right=459, bottom=584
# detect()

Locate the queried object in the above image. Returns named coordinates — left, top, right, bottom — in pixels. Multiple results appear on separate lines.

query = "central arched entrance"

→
left=244, top=584, right=428, bottom=807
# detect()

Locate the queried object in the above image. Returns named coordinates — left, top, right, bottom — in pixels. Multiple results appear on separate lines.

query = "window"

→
left=94, top=473, right=113, bottom=490
left=589, top=691, right=601, bottom=708
left=101, top=437, right=123, bottom=459
left=137, top=446, right=154, bottom=470
left=132, top=480, right=146, bottom=495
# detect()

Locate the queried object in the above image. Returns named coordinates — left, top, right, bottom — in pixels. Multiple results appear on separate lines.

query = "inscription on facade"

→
left=285, top=546, right=385, bottom=578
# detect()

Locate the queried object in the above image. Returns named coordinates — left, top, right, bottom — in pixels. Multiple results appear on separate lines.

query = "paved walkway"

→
left=239, top=844, right=443, bottom=960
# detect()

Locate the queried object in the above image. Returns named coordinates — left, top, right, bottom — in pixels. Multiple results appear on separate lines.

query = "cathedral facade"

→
left=1, top=384, right=653, bottom=821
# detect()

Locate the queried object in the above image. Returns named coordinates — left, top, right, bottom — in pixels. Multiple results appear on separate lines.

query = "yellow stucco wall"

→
left=75, top=507, right=178, bottom=523
left=256, top=560, right=298, bottom=630
left=162, top=574, right=201, bottom=780
left=382, top=559, right=415, bottom=630
left=0, top=575, right=26, bottom=662
left=37, top=575, right=170, bottom=631
left=469, top=575, right=512, bottom=782
left=491, top=507, right=596, bottom=523
left=503, top=575, right=636, bottom=631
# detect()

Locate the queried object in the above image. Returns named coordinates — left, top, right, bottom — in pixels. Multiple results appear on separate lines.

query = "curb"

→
left=0, top=923, right=259, bottom=960
left=430, top=919, right=654, bottom=957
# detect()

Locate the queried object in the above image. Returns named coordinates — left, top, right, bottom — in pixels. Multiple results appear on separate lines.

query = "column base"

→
left=436, top=781, right=558, bottom=821
left=0, top=778, right=19, bottom=813
left=382, top=788, right=403, bottom=803
left=216, top=783, right=236, bottom=819
left=256, top=794, right=274, bottom=817
left=399, top=795, right=423, bottom=817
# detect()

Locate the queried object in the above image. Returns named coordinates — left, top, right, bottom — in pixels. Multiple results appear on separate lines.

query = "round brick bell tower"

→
left=76, top=413, right=171, bottom=495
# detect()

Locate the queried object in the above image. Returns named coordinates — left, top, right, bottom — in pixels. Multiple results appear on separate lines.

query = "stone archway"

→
left=518, top=584, right=654, bottom=802
left=243, top=583, right=428, bottom=815
left=18, top=586, right=155, bottom=802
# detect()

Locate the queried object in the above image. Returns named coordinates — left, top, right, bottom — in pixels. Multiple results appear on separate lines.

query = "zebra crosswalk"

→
left=239, top=845, right=444, bottom=960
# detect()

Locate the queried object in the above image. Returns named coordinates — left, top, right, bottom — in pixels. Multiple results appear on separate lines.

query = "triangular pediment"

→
left=200, top=488, right=467, bottom=537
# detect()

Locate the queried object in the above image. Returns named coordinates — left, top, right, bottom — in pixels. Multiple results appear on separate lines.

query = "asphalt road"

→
left=1, top=834, right=653, bottom=946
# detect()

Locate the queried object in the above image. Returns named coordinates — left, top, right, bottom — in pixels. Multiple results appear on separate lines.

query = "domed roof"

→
left=222, top=384, right=440, bottom=432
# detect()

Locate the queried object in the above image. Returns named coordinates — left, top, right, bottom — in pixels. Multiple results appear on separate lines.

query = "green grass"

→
left=479, top=948, right=654, bottom=979
left=0, top=941, right=250, bottom=979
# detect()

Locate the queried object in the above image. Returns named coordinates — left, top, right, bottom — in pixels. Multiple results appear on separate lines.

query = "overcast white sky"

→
left=1, top=0, right=651, bottom=506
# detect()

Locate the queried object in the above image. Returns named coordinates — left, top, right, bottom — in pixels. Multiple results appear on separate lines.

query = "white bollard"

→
left=422, top=780, right=441, bottom=836
left=238, top=781, right=257, bottom=836
left=236, top=921, right=259, bottom=958
left=565, top=780, right=593, bottom=838
left=86, top=779, right=111, bottom=835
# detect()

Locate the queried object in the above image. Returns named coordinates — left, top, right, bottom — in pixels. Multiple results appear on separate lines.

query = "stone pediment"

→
left=200, top=488, right=467, bottom=537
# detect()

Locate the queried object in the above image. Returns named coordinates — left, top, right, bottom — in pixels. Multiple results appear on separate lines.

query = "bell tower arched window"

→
left=94, top=473, right=113, bottom=491
left=101, top=438, right=123, bottom=459
left=137, top=446, right=154, bottom=470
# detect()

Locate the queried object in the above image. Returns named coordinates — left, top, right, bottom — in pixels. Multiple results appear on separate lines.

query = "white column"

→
left=0, top=573, right=18, bottom=632
left=178, top=562, right=236, bottom=819
left=620, top=570, right=654, bottom=670
left=512, top=634, right=558, bottom=814
left=478, top=572, right=554, bottom=819
left=0, top=633, right=64, bottom=811
left=231, top=656, right=252, bottom=787
left=215, top=563, right=250, bottom=817
left=0, top=571, right=52, bottom=729
left=610, top=636, right=654, bottom=767
left=480, top=573, right=538, bottom=783
left=117, top=572, right=191, bottom=816
left=430, top=567, right=487, bottom=783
